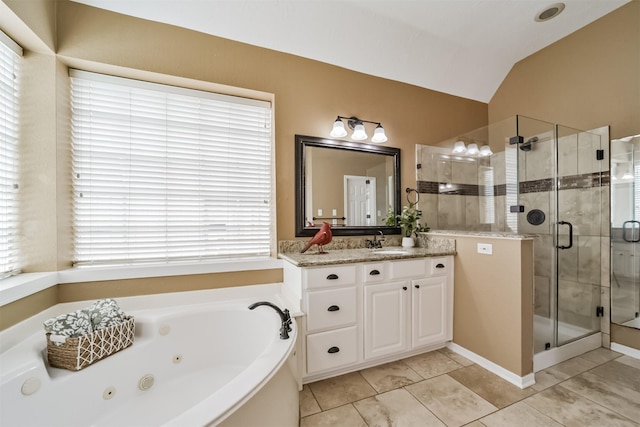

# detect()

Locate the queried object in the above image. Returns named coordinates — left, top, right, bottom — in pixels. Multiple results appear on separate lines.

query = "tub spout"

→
left=248, top=301, right=292, bottom=340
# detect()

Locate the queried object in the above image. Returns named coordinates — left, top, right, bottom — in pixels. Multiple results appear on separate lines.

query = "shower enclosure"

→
left=417, top=115, right=605, bottom=356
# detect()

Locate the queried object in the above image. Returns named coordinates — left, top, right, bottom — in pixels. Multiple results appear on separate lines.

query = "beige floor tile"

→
left=308, top=372, right=377, bottom=410
left=353, top=388, right=446, bottom=427
left=403, top=349, right=462, bottom=379
left=479, top=401, right=562, bottom=427
left=561, top=371, right=640, bottom=422
left=438, top=346, right=474, bottom=366
left=578, top=347, right=621, bottom=365
left=448, top=364, right=535, bottom=408
left=359, top=360, right=422, bottom=393
left=616, top=355, right=640, bottom=370
left=591, top=360, right=640, bottom=393
left=406, top=375, right=497, bottom=427
left=299, top=384, right=322, bottom=417
left=524, top=385, right=639, bottom=427
left=300, top=404, right=367, bottom=427
left=463, top=422, right=486, bottom=427
left=532, top=355, right=598, bottom=391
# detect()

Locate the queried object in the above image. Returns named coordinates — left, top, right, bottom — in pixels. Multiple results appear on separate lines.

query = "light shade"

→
left=466, top=143, right=479, bottom=156
left=351, top=123, right=368, bottom=140
left=452, top=141, right=466, bottom=154
left=330, top=118, right=348, bottom=137
left=479, top=145, right=493, bottom=157
left=370, top=124, right=388, bottom=143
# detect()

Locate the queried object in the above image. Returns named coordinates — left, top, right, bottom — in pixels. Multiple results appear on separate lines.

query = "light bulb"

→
left=452, top=141, right=466, bottom=154
left=351, top=123, right=368, bottom=140
left=467, top=143, right=479, bottom=156
left=330, top=119, right=347, bottom=138
left=370, top=124, right=388, bottom=143
left=479, top=145, right=493, bottom=157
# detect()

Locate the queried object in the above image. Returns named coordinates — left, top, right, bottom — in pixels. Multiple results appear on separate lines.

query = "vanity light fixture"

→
left=330, top=116, right=388, bottom=143
left=452, top=139, right=493, bottom=157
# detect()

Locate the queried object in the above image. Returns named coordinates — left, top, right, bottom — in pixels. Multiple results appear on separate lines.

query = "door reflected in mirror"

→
left=295, top=135, right=401, bottom=237
left=611, top=134, right=640, bottom=329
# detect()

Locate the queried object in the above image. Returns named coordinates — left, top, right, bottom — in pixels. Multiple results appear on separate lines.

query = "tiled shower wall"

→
left=417, top=130, right=611, bottom=350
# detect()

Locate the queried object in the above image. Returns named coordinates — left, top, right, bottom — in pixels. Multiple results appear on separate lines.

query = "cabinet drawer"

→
left=306, top=326, right=358, bottom=374
left=363, top=263, right=385, bottom=283
left=306, top=287, right=357, bottom=332
left=305, top=265, right=357, bottom=289
left=429, top=257, right=451, bottom=276
left=389, top=259, right=428, bottom=279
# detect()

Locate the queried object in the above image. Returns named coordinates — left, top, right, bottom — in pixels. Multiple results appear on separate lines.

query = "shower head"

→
left=520, top=136, right=538, bottom=152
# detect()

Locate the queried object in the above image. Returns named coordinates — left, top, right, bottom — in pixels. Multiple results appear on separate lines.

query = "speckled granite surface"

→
left=427, top=230, right=535, bottom=240
left=278, top=246, right=455, bottom=267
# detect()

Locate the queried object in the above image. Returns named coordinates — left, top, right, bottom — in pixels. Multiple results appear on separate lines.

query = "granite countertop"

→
left=428, top=230, right=535, bottom=240
left=279, top=246, right=456, bottom=267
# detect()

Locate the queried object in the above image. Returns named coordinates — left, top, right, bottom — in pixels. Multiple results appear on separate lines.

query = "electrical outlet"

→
left=332, top=209, right=337, bottom=216
left=317, top=209, right=323, bottom=216
left=477, top=243, right=492, bottom=255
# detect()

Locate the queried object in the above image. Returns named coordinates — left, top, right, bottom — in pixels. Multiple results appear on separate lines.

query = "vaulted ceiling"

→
left=71, top=0, right=630, bottom=102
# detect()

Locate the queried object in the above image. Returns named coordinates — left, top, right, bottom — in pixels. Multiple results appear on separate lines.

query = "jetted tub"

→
left=0, top=286, right=299, bottom=426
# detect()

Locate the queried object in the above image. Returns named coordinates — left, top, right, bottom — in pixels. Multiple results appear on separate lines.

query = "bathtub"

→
left=0, top=285, right=299, bottom=426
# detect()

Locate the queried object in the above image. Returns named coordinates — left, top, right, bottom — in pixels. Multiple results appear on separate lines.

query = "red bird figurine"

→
left=301, top=222, right=333, bottom=254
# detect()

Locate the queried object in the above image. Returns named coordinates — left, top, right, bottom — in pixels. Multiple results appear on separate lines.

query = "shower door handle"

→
left=557, top=221, right=573, bottom=249
left=622, top=220, right=640, bottom=243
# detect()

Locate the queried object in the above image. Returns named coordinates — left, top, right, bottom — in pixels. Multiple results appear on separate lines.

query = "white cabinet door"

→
left=364, top=281, right=409, bottom=360
left=411, top=276, right=449, bottom=348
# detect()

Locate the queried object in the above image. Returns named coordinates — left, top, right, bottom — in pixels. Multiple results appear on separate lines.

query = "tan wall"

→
left=452, top=236, right=534, bottom=376
left=611, top=323, right=640, bottom=351
left=489, top=1, right=640, bottom=140
left=0, top=0, right=487, bottom=326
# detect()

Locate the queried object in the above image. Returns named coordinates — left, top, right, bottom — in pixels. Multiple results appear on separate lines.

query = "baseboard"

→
left=611, top=342, right=640, bottom=360
left=446, top=342, right=535, bottom=389
left=533, top=333, right=601, bottom=372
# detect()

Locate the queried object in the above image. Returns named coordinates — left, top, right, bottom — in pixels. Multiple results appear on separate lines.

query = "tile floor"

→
left=299, top=347, right=640, bottom=427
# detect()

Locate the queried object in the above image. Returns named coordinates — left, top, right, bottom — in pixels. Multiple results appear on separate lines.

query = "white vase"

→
left=402, top=237, right=415, bottom=248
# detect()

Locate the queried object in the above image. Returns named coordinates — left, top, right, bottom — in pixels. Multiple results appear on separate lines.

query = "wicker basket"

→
left=46, top=316, right=135, bottom=371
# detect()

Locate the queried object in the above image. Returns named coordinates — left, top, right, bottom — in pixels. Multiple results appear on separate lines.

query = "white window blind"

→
left=70, top=70, right=273, bottom=266
left=0, top=31, right=22, bottom=279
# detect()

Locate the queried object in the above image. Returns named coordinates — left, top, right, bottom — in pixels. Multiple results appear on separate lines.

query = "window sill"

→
left=0, top=257, right=283, bottom=307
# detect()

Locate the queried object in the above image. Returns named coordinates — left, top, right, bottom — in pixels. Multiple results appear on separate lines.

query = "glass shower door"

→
left=555, top=125, right=602, bottom=346
left=514, top=116, right=557, bottom=353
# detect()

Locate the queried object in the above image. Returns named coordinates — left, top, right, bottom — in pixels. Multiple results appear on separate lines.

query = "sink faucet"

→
left=365, top=230, right=385, bottom=249
left=248, top=301, right=292, bottom=340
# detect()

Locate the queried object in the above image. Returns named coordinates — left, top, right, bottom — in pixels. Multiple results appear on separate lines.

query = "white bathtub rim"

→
left=0, top=282, right=297, bottom=354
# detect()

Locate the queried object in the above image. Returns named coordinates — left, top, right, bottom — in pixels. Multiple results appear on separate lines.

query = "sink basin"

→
left=374, top=250, right=409, bottom=255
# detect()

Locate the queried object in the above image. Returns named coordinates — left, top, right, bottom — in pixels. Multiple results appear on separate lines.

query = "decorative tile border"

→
left=417, top=171, right=609, bottom=197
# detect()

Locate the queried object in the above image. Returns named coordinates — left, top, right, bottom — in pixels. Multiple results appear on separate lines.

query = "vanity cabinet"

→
left=284, top=255, right=453, bottom=383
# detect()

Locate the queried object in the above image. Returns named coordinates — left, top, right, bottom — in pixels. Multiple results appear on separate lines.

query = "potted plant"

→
left=385, top=202, right=430, bottom=247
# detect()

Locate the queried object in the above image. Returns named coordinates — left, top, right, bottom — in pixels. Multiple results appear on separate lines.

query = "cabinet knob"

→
left=436, top=263, right=445, bottom=269
left=369, top=269, right=381, bottom=276
left=327, top=346, right=340, bottom=354
left=327, top=305, right=340, bottom=312
left=415, top=284, right=420, bottom=289
left=402, top=286, right=407, bottom=291
left=326, top=274, right=339, bottom=280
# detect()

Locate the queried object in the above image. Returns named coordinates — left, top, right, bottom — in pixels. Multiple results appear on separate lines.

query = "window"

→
left=0, top=31, right=22, bottom=279
left=70, top=70, right=273, bottom=266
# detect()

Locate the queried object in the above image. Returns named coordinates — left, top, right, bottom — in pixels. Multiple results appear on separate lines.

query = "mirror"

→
left=295, top=135, right=401, bottom=237
left=611, top=134, right=640, bottom=329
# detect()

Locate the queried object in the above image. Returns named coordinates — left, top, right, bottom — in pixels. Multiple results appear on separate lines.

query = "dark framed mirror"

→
left=295, top=135, right=401, bottom=237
